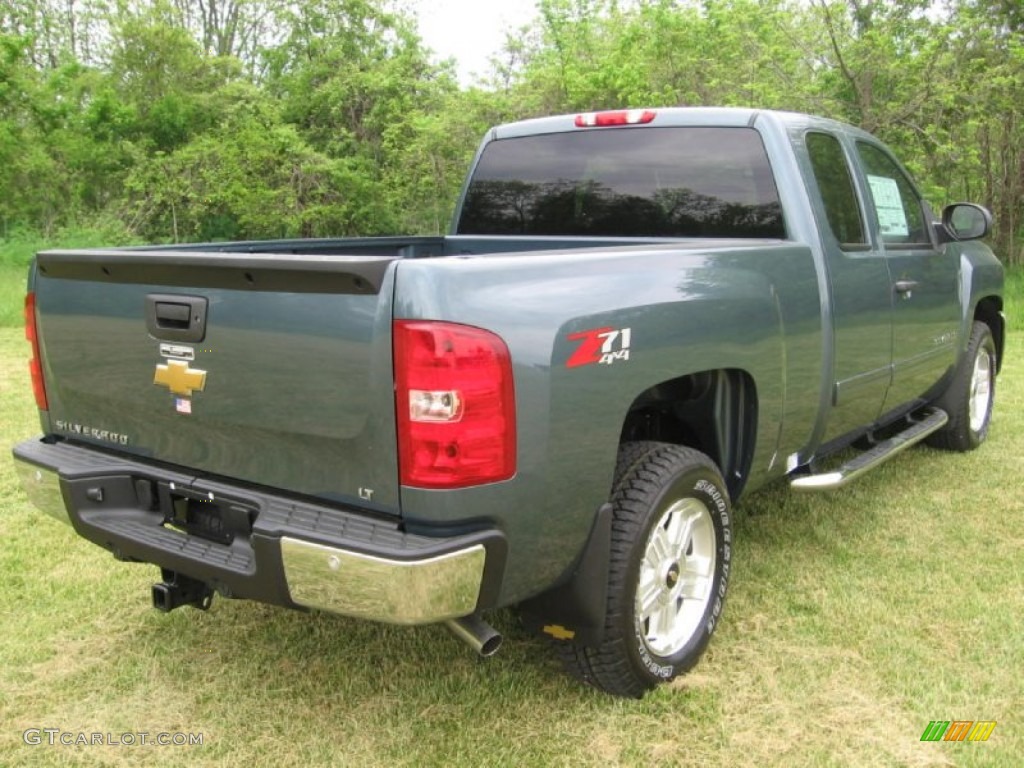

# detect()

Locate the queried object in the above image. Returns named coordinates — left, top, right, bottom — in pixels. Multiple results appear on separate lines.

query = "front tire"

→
left=557, top=444, right=732, bottom=698
left=928, top=321, right=997, bottom=451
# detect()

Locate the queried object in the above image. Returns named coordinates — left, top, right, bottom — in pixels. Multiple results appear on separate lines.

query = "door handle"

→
left=894, top=280, right=919, bottom=297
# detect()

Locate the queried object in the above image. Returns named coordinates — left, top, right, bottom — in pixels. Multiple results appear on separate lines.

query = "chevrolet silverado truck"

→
left=12, top=108, right=1005, bottom=698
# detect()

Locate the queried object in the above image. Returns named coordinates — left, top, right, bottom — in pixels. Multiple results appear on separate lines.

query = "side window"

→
left=855, top=142, right=930, bottom=246
left=806, top=132, right=866, bottom=248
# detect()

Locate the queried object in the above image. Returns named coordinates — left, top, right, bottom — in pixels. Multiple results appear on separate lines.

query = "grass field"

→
left=1, top=257, right=1021, bottom=766
left=0, top=264, right=28, bottom=328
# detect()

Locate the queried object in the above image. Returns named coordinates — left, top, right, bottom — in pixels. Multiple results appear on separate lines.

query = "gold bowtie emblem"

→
left=154, top=360, right=207, bottom=397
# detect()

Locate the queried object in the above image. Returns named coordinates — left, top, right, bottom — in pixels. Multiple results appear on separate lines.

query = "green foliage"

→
left=0, top=223, right=135, bottom=268
left=0, top=0, right=1022, bottom=260
left=121, top=85, right=398, bottom=241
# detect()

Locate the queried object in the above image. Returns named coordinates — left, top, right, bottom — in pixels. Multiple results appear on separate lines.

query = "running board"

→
left=790, top=408, right=948, bottom=492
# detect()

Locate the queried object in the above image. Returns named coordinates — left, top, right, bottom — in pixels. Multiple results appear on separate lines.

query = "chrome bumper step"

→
left=790, top=408, right=948, bottom=492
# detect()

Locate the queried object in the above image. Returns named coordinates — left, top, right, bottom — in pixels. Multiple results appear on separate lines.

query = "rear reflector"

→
left=25, top=292, right=48, bottom=410
left=575, top=109, right=657, bottom=127
left=394, top=321, right=516, bottom=489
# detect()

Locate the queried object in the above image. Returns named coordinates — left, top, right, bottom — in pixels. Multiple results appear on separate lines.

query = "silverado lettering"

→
left=52, top=421, right=129, bottom=446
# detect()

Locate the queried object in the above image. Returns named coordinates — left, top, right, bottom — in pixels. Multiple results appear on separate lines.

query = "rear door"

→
left=803, top=130, right=893, bottom=441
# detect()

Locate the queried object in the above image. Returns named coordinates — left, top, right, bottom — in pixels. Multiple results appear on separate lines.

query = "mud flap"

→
left=519, top=503, right=612, bottom=647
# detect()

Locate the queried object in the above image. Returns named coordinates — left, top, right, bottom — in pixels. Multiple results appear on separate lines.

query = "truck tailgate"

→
left=31, top=250, right=401, bottom=513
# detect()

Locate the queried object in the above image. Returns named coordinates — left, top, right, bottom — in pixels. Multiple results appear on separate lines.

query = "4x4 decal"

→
left=566, top=327, right=632, bottom=367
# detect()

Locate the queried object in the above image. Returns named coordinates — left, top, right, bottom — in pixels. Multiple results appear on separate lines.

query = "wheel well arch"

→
left=618, top=369, right=758, bottom=498
left=974, top=296, right=1004, bottom=374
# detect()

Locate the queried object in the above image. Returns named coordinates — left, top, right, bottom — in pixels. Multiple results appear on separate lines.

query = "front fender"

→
left=956, top=245, right=1005, bottom=370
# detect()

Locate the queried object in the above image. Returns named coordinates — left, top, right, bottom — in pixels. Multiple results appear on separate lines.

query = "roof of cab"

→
left=489, top=107, right=869, bottom=142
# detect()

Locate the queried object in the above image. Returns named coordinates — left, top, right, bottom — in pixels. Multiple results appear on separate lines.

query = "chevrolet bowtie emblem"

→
left=154, top=360, right=207, bottom=397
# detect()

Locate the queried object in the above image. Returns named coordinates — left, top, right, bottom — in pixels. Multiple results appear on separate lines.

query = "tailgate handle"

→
left=156, top=302, right=191, bottom=327
left=146, top=294, right=208, bottom=343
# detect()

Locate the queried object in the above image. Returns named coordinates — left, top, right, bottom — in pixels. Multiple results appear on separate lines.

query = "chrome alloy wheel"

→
left=969, top=346, right=994, bottom=433
left=635, top=497, right=717, bottom=657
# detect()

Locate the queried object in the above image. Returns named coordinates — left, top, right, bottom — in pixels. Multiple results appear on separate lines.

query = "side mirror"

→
left=940, top=203, right=992, bottom=242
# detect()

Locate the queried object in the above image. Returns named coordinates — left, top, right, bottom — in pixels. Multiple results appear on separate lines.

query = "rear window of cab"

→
left=457, top=127, right=786, bottom=239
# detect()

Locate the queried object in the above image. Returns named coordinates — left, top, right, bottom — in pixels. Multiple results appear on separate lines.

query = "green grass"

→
left=1005, top=266, right=1024, bottom=331
left=0, top=261, right=1021, bottom=766
left=0, top=263, right=28, bottom=327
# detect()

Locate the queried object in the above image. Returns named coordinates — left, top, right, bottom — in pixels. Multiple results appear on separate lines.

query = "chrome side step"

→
left=790, top=408, right=949, bottom=492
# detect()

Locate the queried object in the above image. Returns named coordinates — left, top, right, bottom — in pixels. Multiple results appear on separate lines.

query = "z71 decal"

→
left=566, top=327, right=632, bottom=367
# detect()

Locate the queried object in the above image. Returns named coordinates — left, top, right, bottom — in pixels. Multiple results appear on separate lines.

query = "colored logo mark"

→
left=154, top=360, right=207, bottom=397
left=920, top=720, right=996, bottom=742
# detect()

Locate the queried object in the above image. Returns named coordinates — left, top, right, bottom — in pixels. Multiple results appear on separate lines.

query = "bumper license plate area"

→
left=158, top=483, right=255, bottom=545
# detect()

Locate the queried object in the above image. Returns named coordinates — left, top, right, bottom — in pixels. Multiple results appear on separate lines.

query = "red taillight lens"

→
left=575, top=109, right=657, bottom=127
left=394, top=320, right=516, bottom=489
left=25, top=292, right=48, bottom=410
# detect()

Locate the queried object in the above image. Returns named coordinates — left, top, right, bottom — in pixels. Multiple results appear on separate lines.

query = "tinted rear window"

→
left=457, top=127, right=785, bottom=238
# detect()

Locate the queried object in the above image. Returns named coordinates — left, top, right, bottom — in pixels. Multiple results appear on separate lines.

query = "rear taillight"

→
left=25, top=292, right=48, bottom=410
left=575, top=109, right=657, bottom=127
left=394, top=321, right=516, bottom=489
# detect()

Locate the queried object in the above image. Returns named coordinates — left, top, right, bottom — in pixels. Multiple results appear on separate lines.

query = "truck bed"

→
left=31, top=234, right=771, bottom=515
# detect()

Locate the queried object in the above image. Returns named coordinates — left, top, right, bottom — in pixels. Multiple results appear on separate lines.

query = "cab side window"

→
left=806, top=132, right=866, bottom=249
left=856, top=142, right=930, bottom=247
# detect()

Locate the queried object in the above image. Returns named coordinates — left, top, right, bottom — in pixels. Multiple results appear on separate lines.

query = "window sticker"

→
left=866, top=174, right=908, bottom=237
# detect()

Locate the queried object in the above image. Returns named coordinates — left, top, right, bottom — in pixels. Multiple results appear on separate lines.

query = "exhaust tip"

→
left=473, top=626, right=501, bottom=659
left=477, top=632, right=502, bottom=657
left=445, top=615, right=502, bottom=657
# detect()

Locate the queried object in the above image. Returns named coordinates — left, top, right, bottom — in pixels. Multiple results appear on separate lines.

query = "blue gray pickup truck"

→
left=13, top=108, right=1004, bottom=697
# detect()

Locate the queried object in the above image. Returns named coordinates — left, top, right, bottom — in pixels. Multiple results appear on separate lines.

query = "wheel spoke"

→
left=686, top=552, right=713, bottom=579
left=642, top=546, right=660, bottom=574
left=648, top=525, right=671, bottom=563
left=653, top=601, right=677, bottom=639
left=684, top=551, right=712, bottom=591
left=679, top=573, right=709, bottom=600
left=665, top=507, right=697, bottom=552
left=636, top=569, right=662, bottom=617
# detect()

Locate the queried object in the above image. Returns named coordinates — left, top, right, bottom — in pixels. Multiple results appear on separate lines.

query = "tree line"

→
left=1, top=0, right=1021, bottom=263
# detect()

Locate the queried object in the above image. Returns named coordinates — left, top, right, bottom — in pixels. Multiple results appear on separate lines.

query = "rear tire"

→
left=557, top=443, right=732, bottom=698
left=927, top=321, right=996, bottom=452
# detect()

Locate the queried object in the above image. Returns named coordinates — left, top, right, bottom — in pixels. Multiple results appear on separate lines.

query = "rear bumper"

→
left=12, top=438, right=505, bottom=625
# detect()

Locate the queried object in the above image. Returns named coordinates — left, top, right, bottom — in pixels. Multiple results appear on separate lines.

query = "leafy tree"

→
left=0, top=0, right=1020, bottom=260
left=0, top=33, right=63, bottom=235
